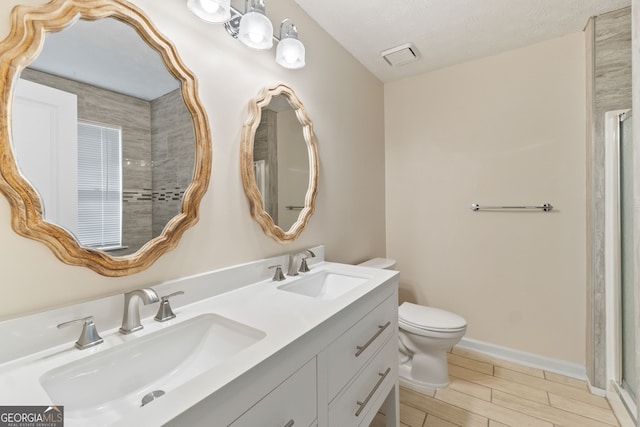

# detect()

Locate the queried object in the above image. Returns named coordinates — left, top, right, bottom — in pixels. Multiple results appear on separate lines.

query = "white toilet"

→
left=359, top=258, right=467, bottom=393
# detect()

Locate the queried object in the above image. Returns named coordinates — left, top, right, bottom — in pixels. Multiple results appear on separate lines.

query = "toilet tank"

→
left=358, top=257, right=396, bottom=270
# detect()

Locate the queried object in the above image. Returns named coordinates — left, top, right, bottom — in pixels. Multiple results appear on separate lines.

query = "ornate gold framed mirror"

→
left=0, top=0, right=211, bottom=276
left=240, top=83, right=318, bottom=243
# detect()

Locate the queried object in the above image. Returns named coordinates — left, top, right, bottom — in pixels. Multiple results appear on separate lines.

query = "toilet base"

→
left=399, top=361, right=450, bottom=393
left=398, top=375, right=437, bottom=396
left=397, top=349, right=452, bottom=394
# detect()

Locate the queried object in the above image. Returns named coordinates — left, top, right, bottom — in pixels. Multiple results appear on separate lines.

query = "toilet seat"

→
left=399, top=302, right=466, bottom=334
left=399, top=320, right=466, bottom=338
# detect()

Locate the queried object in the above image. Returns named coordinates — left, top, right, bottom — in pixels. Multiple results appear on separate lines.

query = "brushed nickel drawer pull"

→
left=284, top=420, right=294, bottom=427
left=355, top=367, right=391, bottom=417
left=355, top=321, right=391, bottom=357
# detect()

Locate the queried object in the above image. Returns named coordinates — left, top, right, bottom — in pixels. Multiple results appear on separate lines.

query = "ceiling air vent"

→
left=381, top=43, right=419, bottom=67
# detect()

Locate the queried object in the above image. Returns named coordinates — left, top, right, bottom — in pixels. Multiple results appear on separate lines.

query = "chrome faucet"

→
left=57, top=315, right=103, bottom=350
left=119, top=288, right=159, bottom=334
left=154, top=291, right=185, bottom=322
left=287, top=249, right=316, bottom=276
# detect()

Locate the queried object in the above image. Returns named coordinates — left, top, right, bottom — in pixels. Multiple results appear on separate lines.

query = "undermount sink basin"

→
left=278, top=271, right=369, bottom=300
left=39, top=313, right=265, bottom=422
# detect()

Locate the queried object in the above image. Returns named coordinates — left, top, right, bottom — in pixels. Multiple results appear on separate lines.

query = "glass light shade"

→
left=275, top=37, right=305, bottom=69
left=187, top=0, right=231, bottom=23
left=238, top=10, right=273, bottom=50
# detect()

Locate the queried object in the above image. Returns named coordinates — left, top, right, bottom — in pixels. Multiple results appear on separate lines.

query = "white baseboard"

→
left=588, top=382, right=607, bottom=397
left=456, top=337, right=588, bottom=381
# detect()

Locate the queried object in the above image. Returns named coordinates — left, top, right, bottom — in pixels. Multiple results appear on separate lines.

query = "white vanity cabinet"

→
left=230, top=357, right=317, bottom=427
left=0, top=250, right=399, bottom=427
left=167, top=276, right=399, bottom=427
left=326, top=294, right=398, bottom=426
left=328, top=338, right=397, bottom=426
left=326, top=294, right=397, bottom=399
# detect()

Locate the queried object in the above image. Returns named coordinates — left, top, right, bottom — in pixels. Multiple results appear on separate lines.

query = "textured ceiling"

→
left=293, top=0, right=631, bottom=82
left=30, top=18, right=179, bottom=101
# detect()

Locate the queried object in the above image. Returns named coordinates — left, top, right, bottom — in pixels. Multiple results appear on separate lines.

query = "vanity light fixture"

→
left=275, top=19, right=305, bottom=69
left=237, top=0, right=273, bottom=50
left=187, top=0, right=305, bottom=68
left=187, top=0, right=231, bottom=23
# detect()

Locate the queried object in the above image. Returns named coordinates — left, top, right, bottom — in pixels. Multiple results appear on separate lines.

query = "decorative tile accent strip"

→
left=122, top=189, right=154, bottom=202
left=151, top=187, right=186, bottom=203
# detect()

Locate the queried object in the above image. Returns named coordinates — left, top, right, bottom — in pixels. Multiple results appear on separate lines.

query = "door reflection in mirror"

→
left=12, top=78, right=79, bottom=236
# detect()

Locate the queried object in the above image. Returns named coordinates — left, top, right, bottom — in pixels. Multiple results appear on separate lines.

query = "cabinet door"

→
left=328, top=338, right=397, bottom=427
left=327, top=295, right=396, bottom=399
left=230, top=357, right=317, bottom=427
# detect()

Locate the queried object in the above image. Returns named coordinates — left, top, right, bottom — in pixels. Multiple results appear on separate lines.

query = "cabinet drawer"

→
left=328, top=337, right=397, bottom=426
left=327, top=295, right=396, bottom=399
left=230, top=357, right=317, bottom=427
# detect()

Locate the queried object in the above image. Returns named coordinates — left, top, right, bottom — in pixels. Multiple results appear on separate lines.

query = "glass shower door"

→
left=619, top=111, right=636, bottom=402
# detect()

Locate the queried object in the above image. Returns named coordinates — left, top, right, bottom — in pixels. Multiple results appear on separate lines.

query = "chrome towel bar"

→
left=470, top=203, right=553, bottom=212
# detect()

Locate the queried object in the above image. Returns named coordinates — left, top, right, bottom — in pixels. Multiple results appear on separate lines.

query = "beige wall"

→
left=385, top=33, right=587, bottom=364
left=0, top=0, right=386, bottom=319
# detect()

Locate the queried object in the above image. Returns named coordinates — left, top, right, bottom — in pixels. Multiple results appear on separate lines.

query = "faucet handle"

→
left=154, top=291, right=184, bottom=322
left=57, top=316, right=103, bottom=350
left=269, top=264, right=286, bottom=281
left=299, top=257, right=310, bottom=273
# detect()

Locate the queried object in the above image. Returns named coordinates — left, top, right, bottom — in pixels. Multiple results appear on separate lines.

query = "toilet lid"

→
left=399, top=302, right=467, bottom=332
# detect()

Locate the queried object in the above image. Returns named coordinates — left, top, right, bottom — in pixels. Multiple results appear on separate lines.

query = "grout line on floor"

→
left=372, top=347, right=620, bottom=427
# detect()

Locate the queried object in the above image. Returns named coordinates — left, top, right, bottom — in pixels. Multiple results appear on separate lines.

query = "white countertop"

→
left=0, top=254, right=398, bottom=426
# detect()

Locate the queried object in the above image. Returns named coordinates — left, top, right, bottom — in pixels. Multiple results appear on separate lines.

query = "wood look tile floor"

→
left=371, top=347, right=622, bottom=427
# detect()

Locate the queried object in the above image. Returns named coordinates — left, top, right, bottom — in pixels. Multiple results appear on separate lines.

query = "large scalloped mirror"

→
left=241, top=83, right=318, bottom=243
left=0, top=0, right=211, bottom=276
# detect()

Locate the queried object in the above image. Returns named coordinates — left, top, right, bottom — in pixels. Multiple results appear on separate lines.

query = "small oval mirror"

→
left=240, top=83, right=318, bottom=243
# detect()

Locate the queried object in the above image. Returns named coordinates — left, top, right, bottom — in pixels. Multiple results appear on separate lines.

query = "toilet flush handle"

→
left=355, top=321, right=391, bottom=357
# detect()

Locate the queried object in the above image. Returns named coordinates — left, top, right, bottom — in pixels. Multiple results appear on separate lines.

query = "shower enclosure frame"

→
left=604, top=108, right=636, bottom=423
